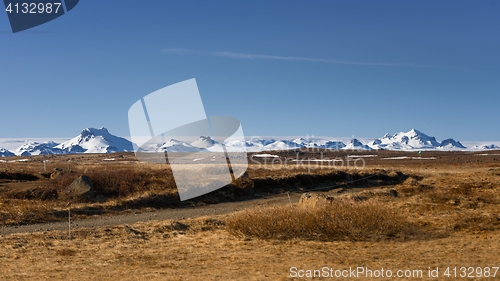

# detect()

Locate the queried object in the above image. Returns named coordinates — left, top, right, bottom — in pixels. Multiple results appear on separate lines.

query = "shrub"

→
left=226, top=199, right=415, bottom=241
left=50, top=166, right=176, bottom=198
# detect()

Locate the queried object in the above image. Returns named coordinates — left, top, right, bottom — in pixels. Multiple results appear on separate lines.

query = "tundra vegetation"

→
left=0, top=150, right=499, bottom=280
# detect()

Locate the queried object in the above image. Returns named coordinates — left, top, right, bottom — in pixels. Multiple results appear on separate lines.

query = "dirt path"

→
left=0, top=192, right=303, bottom=236
left=0, top=182, right=395, bottom=236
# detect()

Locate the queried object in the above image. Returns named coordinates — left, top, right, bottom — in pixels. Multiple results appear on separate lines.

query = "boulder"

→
left=50, top=167, right=65, bottom=179
left=298, top=192, right=334, bottom=208
left=50, top=171, right=63, bottom=179
left=389, top=189, right=398, bottom=197
left=65, top=175, right=95, bottom=201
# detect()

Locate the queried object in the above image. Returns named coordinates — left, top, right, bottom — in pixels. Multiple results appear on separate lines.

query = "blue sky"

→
left=1, top=1, right=499, bottom=141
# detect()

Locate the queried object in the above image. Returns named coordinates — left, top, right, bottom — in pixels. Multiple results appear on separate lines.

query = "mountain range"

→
left=0, top=127, right=498, bottom=157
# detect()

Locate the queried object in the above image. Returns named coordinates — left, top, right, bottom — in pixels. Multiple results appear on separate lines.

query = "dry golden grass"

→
left=0, top=198, right=62, bottom=225
left=226, top=199, right=416, bottom=241
left=0, top=215, right=499, bottom=280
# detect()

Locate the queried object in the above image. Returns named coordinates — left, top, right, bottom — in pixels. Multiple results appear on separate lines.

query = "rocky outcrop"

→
left=64, top=175, right=95, bottom=201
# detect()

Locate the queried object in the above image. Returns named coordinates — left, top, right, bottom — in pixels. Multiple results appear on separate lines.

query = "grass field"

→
left=0, top=150, right=499, bottom=280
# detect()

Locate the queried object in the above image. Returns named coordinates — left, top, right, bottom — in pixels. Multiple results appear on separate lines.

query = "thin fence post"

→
left=67, top=202, right=71, bottom=240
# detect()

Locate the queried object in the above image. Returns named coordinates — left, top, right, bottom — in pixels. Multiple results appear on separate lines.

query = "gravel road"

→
left=0, top=192, right=302, bottom=236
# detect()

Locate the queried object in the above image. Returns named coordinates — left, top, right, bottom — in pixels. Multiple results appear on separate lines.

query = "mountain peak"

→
left=0, top=148, right=15, bottom=157
left=57, top=127, right=133, bottom=153
left=350, top=138, right=363, bottom=146
left=81, top=127, right=109, bottom=136
left=440, top=138, right=466, bottom=149
left=373, top=129, right=441, bottom=150
left=408, top=128, right=421, bottom=135
left=405, top=129, right=428, bottom=138
left=198, top=135, right=214, bottom=141
left=341, top=138, right=372, bottom=150
left=191, top=135, right=217, bottom=148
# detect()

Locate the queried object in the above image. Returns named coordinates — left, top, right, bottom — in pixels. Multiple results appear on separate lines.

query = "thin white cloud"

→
left=213, top=51, right=466, bottom=70
left=162, top=48, right=469, bottom=71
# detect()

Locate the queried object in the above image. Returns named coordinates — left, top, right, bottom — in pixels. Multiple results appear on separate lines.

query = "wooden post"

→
left=67, top=202, right=71, bottom=240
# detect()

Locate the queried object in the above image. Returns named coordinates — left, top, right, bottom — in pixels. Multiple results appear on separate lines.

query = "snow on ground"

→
left=252, top=154, right=279, bottom=158
left=291, top=159, right=343, bottom=162
left=382, top=156, right=409, bottom=160
left=412, top=157, right=437, bottom=160
left=382, top=156, right=436, bottom=160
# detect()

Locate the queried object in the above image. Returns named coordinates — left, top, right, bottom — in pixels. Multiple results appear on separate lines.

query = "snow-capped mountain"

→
left=365, top=129, right=466, bottom=150
left=1, top=128, right=498, bottom=156
left=439, top=138, right=466, bottom=149
left=343, top=138, right=372, bottom=150
left=244, top=138, right=277, bottom=151
left=0, top=148, right=15, bottom=157
left=190, top=136, right=219, bottom=148
left=155, top=129, right=474, bottom=152
left=264, top=140, right=302, bottom=151
left=471, top=144, right=500, bottom=150
left=289, top=138, right=347, bottom=150
left=55, top=127, right=134, bottom=154
left=371, top=129, right=441, bottom=150
left=139, top=136, right=224, bottom=153
left=322, top=140, right=347, bottom=150
left=291, top=138, right=310, bottom=147
left=14, top=141, right=63, bottom=156
left=157, top=139, right=204, bottom=152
